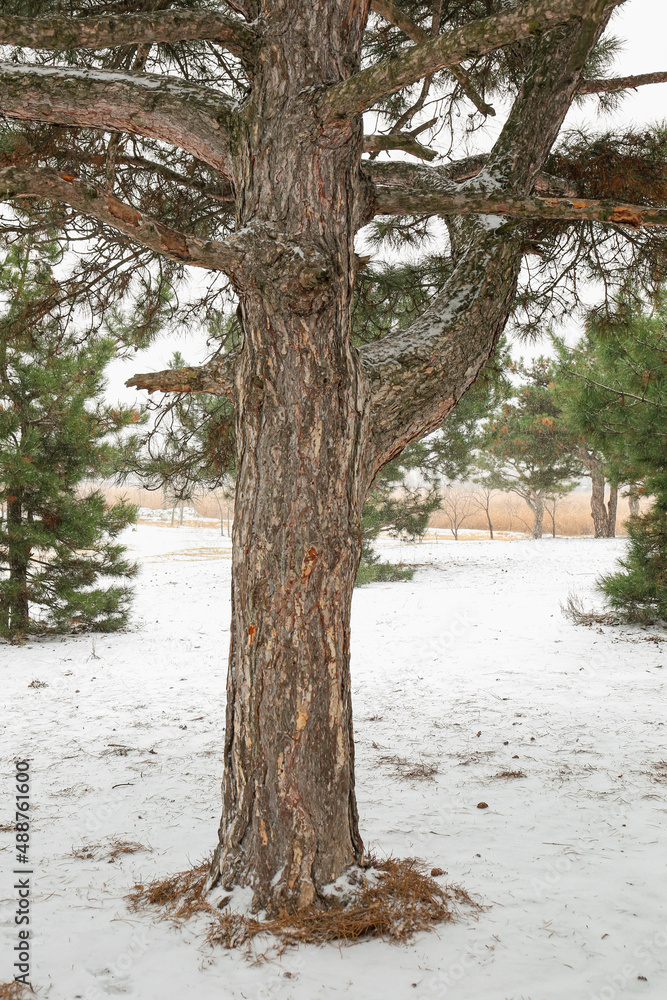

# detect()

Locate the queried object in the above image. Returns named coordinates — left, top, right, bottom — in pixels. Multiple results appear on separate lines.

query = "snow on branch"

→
left=0, top=64, right=237, bottom=177
left=373, top=185, right=667, bottom=229
left=320, top=0, right=625, bottom=120
left=0, top=166, right=241, bottom=272
left=0, top=11, right=256, bottom=63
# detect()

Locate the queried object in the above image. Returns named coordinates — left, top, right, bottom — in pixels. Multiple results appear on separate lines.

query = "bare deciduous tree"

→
left=439, top=487, right=475, bottom=540
left=471, top=485, right=498, bottom=540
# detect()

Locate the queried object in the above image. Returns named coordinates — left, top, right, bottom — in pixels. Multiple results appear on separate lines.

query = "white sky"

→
left=106, top=0, right=667, bottom=404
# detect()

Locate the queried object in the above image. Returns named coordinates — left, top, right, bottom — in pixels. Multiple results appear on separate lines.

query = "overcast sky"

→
left=107, top=0, right=667, bottom=404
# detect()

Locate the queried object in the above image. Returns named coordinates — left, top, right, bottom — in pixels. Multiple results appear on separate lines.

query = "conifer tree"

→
left=475, top=359, right=583, bottom=538
left=552, top=334, right=635, bottom=537
left=558, top=298, right=667, bottom=620
left=6, top=0, right=667, bottom=912
left=0, top=239, right=140, bottom=638
left=357, top=439, right=440, bottom=583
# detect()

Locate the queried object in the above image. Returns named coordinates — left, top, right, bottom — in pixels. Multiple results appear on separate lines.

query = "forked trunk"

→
left=209, top=1, right=371, bottom=911
left=201, top=0, right=609, bottom=912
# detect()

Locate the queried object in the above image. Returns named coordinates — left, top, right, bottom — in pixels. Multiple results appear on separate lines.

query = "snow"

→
left=2, top=63, right=229, bottom=105
left=2, top=526, right=667, bottom=999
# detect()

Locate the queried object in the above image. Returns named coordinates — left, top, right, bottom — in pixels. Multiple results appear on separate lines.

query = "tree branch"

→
left=363, top=132, right=438, bottom=160
left=0, top=64, right=237, bottom=176
left=320, top=0, right=624, bottom=120
left=370, top=0, right=495, bottom=116
left=373, top=184, right=667, bottom=229
left=565, top=368, right=664, bottom=407
left=126, top=359, right=237, bottom=399
left=370, top=0, right=428, bottom=44
left=113, top=155, right=236, bottom=208
left=579, top=70, right=667, bottom=95
left=361, top=1, right=618, bottom=471
left=366, top=156, right=487, bottom=187
left=0, top=11, right=256, bottom=63
left=0, top=165, right=241, bottom=271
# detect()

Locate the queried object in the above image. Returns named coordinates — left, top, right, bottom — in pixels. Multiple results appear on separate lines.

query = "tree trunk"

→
left=629, top=494, right=640, bottom=518
left=486, top=509, right=494, bottom=540
left=531, top=496, right=544, bottom=539
left=6, top=497, right=30, bottom=634
left=590, top=467, right=608, bottom=537
left=606, top=480, right=618, bottom=538
left=209, top=1, right=371, bottom=912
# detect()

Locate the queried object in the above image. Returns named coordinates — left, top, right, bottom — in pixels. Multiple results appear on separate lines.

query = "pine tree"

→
left=6, top=0, right=667, bottom=910
left=357, top=439, right=440, bottom=583
left=475, top=359, right=583, bottom=538
left=552, top=333, right=637, bottom=537
left=558, top=298, right=667, bottom=620
left=0, top=240, right=140, bottom=638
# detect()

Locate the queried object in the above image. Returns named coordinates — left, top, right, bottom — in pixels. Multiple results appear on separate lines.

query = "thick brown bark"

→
left=208, top=0, right=372, bottom=912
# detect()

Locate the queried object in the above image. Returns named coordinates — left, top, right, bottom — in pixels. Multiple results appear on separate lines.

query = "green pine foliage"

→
left=140, top=347, right=236, bottom=506
left=352, top=262, right=444, bottom=583
left=475, top=359, right=583, bottom=537
left=558, top=298, right=667, bottom=620
left=0, top=240, right=140, bottom=638
left=356, top=440, right=439, bottom=585
left=601, top=481, right=667, bottom=622
left=424, top=337, right=513, bottom=483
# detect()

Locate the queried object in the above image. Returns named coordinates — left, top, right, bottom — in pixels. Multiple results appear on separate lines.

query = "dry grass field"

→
left=96, top=483, right=647, bottom=538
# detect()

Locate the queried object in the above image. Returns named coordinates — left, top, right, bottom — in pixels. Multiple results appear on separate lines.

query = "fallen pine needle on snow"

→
left=128, top=856, right=480, bottom=956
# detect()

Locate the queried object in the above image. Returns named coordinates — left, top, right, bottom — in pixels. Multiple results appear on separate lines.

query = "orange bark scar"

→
left=610, top=206, right=643, bottom=228
left=296, top=710, right=308, bottom=732
left=300, top=545, right=318, bottom=580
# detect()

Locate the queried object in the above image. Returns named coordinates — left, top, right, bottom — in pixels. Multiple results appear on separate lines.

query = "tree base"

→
left=129, top=855, right=479, bottom=955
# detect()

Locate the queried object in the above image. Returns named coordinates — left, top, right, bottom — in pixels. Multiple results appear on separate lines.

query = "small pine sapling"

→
left=0, top=240, right=140, bottom=638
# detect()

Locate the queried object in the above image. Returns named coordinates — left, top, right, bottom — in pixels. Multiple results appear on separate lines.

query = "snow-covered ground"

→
left=2, top=526, right=666, bottom=1000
